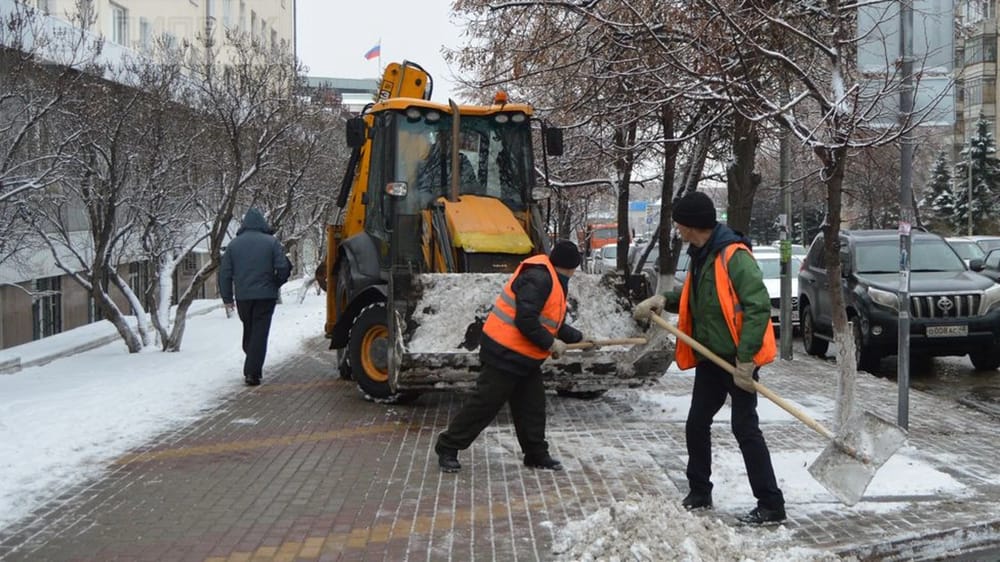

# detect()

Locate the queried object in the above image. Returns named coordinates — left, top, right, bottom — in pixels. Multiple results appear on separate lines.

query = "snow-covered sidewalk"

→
left=0, top=282, right=325, bottom=531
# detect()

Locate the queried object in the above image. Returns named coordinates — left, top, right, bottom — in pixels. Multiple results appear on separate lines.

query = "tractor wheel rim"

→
left=361, top=325, right=389, bottom=382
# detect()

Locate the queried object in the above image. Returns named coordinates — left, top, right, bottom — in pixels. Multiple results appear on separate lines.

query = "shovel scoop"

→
left=650, top=314, right=907, bottom=506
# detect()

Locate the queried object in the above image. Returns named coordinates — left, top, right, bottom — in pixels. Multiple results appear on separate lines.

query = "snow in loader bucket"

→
left=390, top=272, right=674, bottom=393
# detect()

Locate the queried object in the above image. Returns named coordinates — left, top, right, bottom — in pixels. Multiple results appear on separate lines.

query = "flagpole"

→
left=377, top=37, right=382, bottom=72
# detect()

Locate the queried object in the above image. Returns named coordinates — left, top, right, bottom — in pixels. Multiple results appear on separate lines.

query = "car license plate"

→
left=926, top=325, right=968, bottom=337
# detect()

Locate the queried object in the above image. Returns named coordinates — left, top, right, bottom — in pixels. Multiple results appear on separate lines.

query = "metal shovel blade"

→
left=807, top=411, right=908, bottom=506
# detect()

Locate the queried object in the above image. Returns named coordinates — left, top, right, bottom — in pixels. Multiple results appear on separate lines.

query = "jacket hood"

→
left=688, top=224, right=750, bottom=263
left=237, top=208, right=273, bottom=235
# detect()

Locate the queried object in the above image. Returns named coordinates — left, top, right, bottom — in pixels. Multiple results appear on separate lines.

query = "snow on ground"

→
left=0, top=280, right=325, bottom=531
left=0, top=279, right=974, bottom=558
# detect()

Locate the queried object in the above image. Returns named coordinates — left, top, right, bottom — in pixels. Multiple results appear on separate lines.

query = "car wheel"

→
left=800, top=304, right=829, bottom=357
left=969, top=347, right=1000, bottom=371
left=348, top=302, right=418, bottom=403
left=852, top=319, right=880, bottom=372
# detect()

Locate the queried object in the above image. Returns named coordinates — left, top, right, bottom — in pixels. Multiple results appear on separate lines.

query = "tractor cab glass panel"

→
left=393, top=112, right=532, bottom=214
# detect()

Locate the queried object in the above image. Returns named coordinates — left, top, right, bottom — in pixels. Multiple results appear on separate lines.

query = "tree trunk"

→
left=726, top=113, right=759, bottom=233
left=614, top=122, right=637, bottom=272
left=819, top=144, right=858, bottom=431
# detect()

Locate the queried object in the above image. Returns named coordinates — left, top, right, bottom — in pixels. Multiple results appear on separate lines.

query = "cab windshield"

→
left=394, top=112, right=533, bottom=213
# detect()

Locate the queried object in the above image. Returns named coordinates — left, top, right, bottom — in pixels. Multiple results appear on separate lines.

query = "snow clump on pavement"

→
left=551, top=494, right=852, bottom=562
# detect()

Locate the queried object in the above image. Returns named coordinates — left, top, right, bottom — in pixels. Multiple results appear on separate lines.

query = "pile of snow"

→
left=407, top=272, right=639, bottom=352
left=550, top=494, right=848, bottom=562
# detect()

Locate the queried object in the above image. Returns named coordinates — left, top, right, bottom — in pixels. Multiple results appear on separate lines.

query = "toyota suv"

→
left=798, top=230, right=1000, bottom=371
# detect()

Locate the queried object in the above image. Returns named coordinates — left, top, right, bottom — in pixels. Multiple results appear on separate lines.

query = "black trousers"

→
left=686, top=360, right=784, bottom=510
left=437, top=362, right=549, bottom=458
left=235, top=299, right=277, bottom=379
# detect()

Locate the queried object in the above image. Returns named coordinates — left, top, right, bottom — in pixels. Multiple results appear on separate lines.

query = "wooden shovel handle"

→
left=650, top=314, right=835, bottom=440
left=565, top=337, right=647, bottom=350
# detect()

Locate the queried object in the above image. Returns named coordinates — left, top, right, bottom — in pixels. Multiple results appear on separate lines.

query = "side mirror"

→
left=970, top=258, right=985, bottom=271
left=544, top=127, right=563, bottom=156
left=840, top=249, right=852, bottom=277
left=346, top=117, right=367, bottom=148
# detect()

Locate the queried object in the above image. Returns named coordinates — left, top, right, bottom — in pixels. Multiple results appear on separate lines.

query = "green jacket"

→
left=662, top=225, right=772, bottom=364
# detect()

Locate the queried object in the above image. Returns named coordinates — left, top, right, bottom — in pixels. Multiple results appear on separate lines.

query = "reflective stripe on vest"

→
left=675, top=243, right=777, bottom=370
left=481, top=255, right=566, bottom=360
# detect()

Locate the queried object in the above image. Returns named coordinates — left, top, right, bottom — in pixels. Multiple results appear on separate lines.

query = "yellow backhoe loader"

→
left=324, top=60, right=672, bottom=401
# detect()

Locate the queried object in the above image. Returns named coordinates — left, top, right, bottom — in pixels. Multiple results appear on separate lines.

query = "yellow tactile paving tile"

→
left=112, top=422, right=412, bottom=465
left=203, top=495, right=546, bottom=560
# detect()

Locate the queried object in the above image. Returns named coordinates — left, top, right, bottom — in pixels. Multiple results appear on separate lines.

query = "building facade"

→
left=0, top=0, right=297, bottom=351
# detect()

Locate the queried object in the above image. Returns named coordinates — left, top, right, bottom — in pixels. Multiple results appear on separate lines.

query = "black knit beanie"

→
left=549, top=239, right=582, bottom=269
left=672, top=191, right=717, bottom=229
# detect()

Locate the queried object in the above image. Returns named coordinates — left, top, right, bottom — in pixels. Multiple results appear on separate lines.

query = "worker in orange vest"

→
left=634, top=191, right=785, bottom=526
left=435, top=240, right=589, bottom=473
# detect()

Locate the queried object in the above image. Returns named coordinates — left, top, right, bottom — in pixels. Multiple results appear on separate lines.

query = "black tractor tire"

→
left=800, top=304, right=829, bottom=357
left=969, top=347, right=1000, bottom=371
left=347, top=302, right=419, bottom=403
left=852, top=319, right=880, bottom=373
left=556, top=389, right=607, bottom=400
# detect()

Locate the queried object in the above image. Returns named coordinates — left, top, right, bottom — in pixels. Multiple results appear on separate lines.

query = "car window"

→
left=603, top=245, right=617, bottom=259
left=979, top=239, right=1000, bottom=252
left=949, top=240, right=986, bottom=260
left=756, top=256, right=803, bottom=278
left=987, top=250, right=1000, bottom=269
left=855, top=238, right=965, bottom=273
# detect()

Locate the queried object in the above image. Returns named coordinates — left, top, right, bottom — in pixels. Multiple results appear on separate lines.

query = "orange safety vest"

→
left=482, top=255, right=567, bottom=359
left=675, top=243, right=777, bottom=370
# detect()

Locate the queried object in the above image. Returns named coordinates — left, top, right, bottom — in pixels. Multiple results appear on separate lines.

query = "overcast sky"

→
left=295, top=0, right=464, bottom=102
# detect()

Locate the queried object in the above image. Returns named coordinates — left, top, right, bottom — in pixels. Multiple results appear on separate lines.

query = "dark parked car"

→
left=798, top=230, right=1000, bottom=371
left=979, top=248, right=1000, bottom=283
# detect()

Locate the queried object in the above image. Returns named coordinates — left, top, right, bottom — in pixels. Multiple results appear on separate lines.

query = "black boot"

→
left=737, top=506, right=786, bottom=526
left=435, top=443, right=461, bottom=473
left=524, top=453, right=563, bottom=471
left=681, top=491, right=713, bottom=511
left=244, top=375, right=261, bottom=386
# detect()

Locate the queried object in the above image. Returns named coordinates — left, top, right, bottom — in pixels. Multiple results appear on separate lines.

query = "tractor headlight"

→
left=385, top=182, right=408, bottom=197
left=868, top=287, right=899, bottom=311
left=980, top=284, right=1000, bottom=314
left=494, top=113, right=510, bottom=124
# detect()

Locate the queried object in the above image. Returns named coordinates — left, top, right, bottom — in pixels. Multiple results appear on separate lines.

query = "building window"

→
left=32, top=276, right=62, bottom=340
left=271, top=29, right=277, bottom=50
left=966, top=0, right=995, bottom=24
left=964, top=34, right=997, bottom=65
left=111, top=3, right=128, bottom=45
left=182, top=253, right=198, bottom=274
left=129, top=261, right=152, bottom=314
left=139, top=18, right=151, bottom=51
left=250, top=10, right=257, bottom=39
left=240, top=1, right=246, bottom=30
left=222, top=0, right=232, bottom=27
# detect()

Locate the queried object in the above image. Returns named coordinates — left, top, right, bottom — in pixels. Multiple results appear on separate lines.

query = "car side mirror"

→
left=544, top=127, right=564, bottom=156
left=970, top=258, right=985, bottom=271
left=840, top=249, right=852, bottom=277
left=346, top=117, right=367, bottom=148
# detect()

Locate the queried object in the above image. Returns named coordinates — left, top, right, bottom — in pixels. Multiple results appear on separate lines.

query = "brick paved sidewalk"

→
left=1, top=335, right=998, bottom=560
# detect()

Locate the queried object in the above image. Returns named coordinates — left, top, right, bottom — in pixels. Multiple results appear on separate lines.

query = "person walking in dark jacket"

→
left=435, top=240, right=589, bottom=473
left=633, top=191, right=785, bottom=525
left=219, top=208, right=292, bottom=386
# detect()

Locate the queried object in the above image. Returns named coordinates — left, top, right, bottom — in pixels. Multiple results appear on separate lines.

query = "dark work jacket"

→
left=218, top=208, right=292, bottom=303
left=480, top=264, right=583, bottom=375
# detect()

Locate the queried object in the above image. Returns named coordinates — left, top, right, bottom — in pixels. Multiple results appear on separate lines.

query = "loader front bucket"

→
left=388, top=272, right=673, bottom=393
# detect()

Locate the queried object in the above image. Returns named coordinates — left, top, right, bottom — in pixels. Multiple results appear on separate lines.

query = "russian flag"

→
left=364, top=43, right=380, bottom=60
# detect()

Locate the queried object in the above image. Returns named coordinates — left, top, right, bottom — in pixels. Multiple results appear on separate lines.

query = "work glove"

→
left=633, top=294, right=666, bottom=321
left=577, top=337, right=599, bottom=355
left=733, top=360, right=757, bottom=393
left=549, top=339, right=568, bottom=359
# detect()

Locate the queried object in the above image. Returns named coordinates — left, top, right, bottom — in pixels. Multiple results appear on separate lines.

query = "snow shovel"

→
left=650, top=314, right=907, bottom=506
